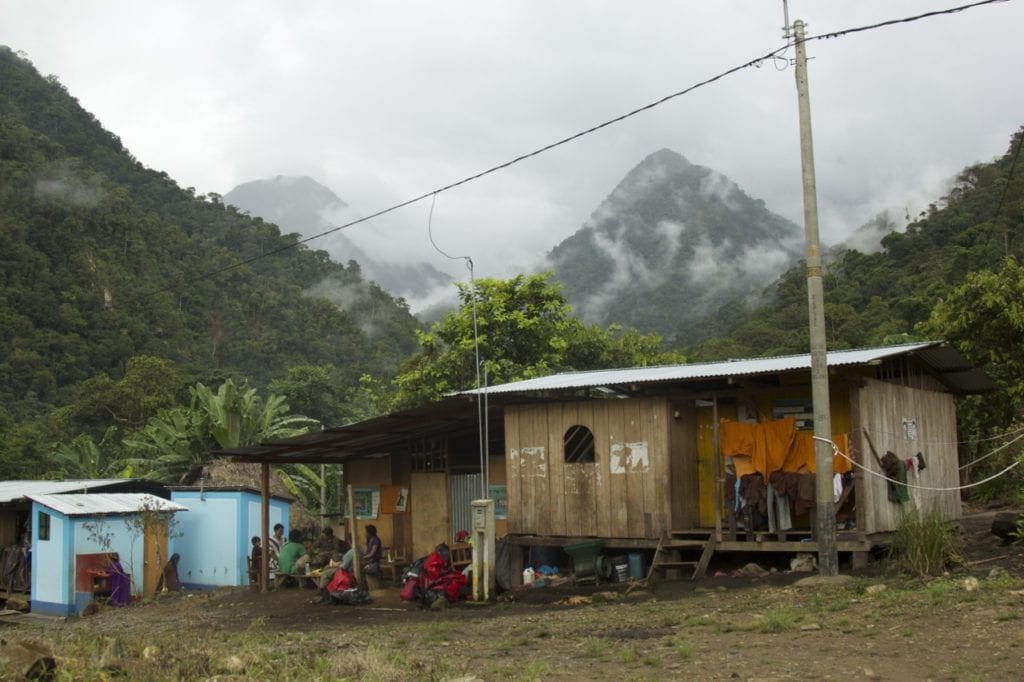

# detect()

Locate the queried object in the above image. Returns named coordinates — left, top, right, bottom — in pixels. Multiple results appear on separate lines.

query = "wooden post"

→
left=347, top=484, right=361, bottom=585
left=260, top=462, right=270, bottom=593
left=712, top=392, right=723, bottom=543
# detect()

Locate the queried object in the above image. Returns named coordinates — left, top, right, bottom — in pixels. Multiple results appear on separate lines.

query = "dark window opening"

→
left=564, top=425, right=595, bottom=464
left=38, top=510, right=51, bottom=541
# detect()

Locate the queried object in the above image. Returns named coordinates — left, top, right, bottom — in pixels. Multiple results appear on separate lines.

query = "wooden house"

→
left=223, top=342, right=994, bottom=578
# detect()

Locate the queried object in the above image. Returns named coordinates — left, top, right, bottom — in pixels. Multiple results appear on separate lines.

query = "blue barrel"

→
left=627, top=552, right=645, bottom=579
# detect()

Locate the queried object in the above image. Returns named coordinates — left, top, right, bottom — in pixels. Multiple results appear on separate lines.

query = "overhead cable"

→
left=144, top=0, right=1011, bottom=297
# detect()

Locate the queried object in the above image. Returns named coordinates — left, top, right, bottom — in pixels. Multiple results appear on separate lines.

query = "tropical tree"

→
left=917, top=256, right=1024, bottom=500
left=121, top=378, right=323, bottom=504
left=392, top=272, right=685, bottom=408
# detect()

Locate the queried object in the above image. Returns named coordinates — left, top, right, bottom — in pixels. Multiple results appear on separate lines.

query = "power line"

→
left=806, top=0, right=1009, bottom=42
left=143, top=0, right=1011, bottom=300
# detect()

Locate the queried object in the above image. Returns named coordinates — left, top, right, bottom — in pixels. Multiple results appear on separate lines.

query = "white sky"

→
left=2, top=1, right=1022, bottom=279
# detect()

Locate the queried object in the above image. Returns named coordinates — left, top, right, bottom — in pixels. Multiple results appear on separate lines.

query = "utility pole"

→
left=788, top=9, right=838, bottom=576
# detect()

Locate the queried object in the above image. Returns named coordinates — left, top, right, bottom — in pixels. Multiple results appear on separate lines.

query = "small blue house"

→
left=28, top=492, right=188, bottom=616
left=169, top=486, right=290, bottom=589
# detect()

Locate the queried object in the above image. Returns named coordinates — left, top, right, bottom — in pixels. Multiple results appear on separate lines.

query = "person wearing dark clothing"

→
left=362, top=525, right=383, bottom=575
left=249, top=536, right=263, bottom=586
left=156, top=553, right=181, bottom=592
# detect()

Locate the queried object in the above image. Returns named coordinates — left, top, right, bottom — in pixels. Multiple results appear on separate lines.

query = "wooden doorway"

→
left=410, top=472, right=449, bottom=560
left=142, top=518, right=168, bottom=597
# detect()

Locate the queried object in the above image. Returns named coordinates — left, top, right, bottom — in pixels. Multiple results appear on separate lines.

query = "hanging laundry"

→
left=880, top=451, right=910, bottom=504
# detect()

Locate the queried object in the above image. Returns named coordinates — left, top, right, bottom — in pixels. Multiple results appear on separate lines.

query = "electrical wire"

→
left=140, top=0, right=1011, bottom=300
left=424, top=194, right=488, bottom=498
left=958, top=428, right=1024, bottom=470
left=806, top=0, right=1009, bottom=42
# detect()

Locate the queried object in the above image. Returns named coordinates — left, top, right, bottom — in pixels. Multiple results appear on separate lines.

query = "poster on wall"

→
left=488, top=484, right=507, bottom=520
left=772, top=399, right=814, bottom=430
left=350, top=488, right=379, bottom=519
left=395, top=487, right=408, bottom=512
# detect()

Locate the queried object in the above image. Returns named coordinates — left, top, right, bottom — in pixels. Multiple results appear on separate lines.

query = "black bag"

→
left=328, top=588, right=371, bottom=605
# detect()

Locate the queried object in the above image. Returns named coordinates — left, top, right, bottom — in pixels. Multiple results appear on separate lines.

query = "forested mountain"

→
left=691, top=127, right=1024, bottom=363
left=225, top=176, right=452, bottom=308
left=548, top=149, right=805, bottom=346
left=0, top=47, right=420, bottom=477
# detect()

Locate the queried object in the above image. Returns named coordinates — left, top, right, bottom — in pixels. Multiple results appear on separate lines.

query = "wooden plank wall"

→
left=856, top=378, right=960, bottom=534
left=505, top=397, right=673, bottom=539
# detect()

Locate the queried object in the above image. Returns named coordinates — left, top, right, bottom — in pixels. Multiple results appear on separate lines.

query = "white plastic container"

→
left=522, top=567, right=536, bottom=585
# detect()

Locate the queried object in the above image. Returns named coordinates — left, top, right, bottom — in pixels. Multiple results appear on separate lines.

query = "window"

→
left=38, top=510, right=51, bottom=541
left=564, top=425, right=595, bottom=463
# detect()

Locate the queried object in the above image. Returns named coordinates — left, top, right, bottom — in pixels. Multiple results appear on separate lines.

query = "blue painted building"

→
left=28, top=493, right=188, bottom=616
left=169, top=487, right=290, bottom=589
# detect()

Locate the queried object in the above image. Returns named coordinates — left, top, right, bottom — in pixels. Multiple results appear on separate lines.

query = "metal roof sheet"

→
left=0, top=479, right=133, bottom=504
left=27, top=493, right=188, bottom=517
left=465, top=342, right=996, bottom=395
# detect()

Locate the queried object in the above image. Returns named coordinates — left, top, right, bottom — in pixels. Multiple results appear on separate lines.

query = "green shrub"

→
left=889, top=507, right=964, bottom=577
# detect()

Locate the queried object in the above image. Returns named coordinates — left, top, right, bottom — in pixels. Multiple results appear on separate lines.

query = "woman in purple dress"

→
left=107, top=553, right=131, bottom=606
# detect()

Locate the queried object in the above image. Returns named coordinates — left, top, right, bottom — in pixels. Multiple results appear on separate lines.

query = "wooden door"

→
left=410, top=473, right=449, bottom=560
left=697, top=403, right=737, bottom=527
left=142, top=518, right=168, bottom=596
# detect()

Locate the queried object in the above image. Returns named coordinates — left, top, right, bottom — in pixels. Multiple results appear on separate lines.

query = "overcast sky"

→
left=3, top=1, right=1022, bottom=280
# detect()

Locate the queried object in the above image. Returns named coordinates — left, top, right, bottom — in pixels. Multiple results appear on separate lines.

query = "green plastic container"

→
left=564, top=539, right=604, bottom=579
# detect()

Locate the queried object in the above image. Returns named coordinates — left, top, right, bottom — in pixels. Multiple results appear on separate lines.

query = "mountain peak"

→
left=548, top=149, right=803, bottom=344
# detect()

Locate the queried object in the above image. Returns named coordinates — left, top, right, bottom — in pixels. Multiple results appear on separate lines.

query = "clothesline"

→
left=812, top=436, right=1022, bottom=492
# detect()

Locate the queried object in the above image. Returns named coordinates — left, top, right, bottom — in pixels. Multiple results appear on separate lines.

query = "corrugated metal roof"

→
left=27, top=493, right=188, bottom=517
left=0, top=479, right=133, bottom=504
left=465, top=341, right=996, bottom=395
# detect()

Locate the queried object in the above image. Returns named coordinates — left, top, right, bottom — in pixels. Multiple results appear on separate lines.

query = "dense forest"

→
left=0, top=47, right=420, bottom=484
left=1, top=43, right=1022, bottom=502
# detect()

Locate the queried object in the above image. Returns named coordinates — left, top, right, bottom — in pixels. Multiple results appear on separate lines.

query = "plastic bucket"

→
left=627, top=552, right=645, bottom=579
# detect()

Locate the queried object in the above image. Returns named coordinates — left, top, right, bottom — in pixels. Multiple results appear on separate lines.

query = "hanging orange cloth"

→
left=783, top=432, right=853, bottom=474
left=720, top=420, right=756, bottom=459
left=756, top=417, right=796, bottom=476
left=721, top=417, right=796, bottom=478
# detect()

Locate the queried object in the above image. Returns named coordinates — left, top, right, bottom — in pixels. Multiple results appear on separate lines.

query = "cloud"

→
left=2, top=0, right=1022, bottom=285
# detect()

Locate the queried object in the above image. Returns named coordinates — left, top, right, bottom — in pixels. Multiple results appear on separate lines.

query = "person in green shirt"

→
left=277, top=529, right=309, bottom=575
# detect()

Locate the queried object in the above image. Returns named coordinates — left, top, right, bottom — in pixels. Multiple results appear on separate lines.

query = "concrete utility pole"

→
left=790, top=15, right=838, bottom=576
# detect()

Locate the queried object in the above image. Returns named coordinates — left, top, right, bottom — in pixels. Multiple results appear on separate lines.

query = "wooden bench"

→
left=379, top=548, right=409, bottom=585
left=273, top=572, right=318, bottom=589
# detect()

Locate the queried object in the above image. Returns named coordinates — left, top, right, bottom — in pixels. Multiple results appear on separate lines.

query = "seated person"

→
left=316, top=550, right=351, bottom=589
left=362, top=524, right=383, bottom=575
left=311, top=527, right=345, bottom=568
left=277, top=529, right=310, bottom=575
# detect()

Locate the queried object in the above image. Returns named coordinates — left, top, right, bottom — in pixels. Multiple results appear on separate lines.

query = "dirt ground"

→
left=4, top=508, right=1024, bottom=681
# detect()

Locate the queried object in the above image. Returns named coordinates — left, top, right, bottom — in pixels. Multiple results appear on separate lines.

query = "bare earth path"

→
left=3, top=510, right=1024, bottom=680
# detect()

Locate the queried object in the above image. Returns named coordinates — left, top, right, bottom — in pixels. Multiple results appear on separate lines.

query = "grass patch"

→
left=672, top=638, right=695, bottom=660
left=618, top=647, right=638, bottom=663
left=757, top=607, right=801, bottom=633
left=581, top=637, right=605, bottom=658
left=889, top=507, right=964, bottom=577
left=517, top=659, right=552, bottom=681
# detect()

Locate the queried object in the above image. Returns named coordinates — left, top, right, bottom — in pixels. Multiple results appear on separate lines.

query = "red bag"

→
left=326, top=568, right=354, bottom=593
left=399, top=576, right=418, bottom=601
